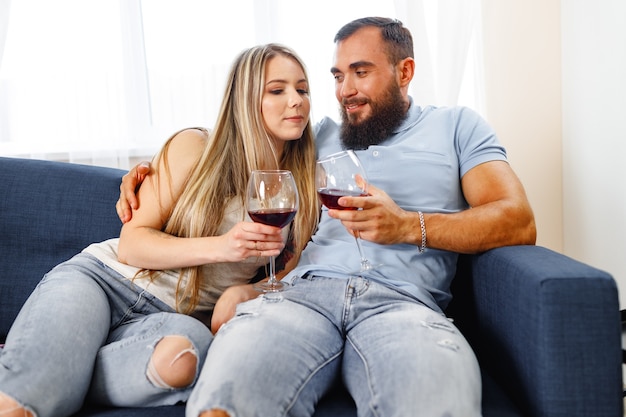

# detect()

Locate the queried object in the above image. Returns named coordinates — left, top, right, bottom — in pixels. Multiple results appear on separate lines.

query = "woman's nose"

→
left=289, top=94, right=303, bottom=108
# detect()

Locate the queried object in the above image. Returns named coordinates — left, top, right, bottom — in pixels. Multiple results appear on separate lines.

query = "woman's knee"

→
left=146, top=335, right=199, bottom=389
left=0, top=392, right=34, bottom=417
left=199, top=410, right=230, bottom=417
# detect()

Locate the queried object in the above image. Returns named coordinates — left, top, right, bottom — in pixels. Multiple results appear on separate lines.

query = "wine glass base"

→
left=349, top=262, right=384, bottom=275
left=254, top=281, right=289, bottom=293
left=254, top=281, right=288, bottom=303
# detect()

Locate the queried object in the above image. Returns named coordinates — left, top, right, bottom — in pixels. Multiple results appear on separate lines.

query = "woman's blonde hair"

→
left=148, top=44, right=319, bottom=313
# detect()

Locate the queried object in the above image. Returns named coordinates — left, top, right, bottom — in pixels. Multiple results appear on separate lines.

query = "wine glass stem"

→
left=353, top=234, right=370, bottom=270
left=268, top=255, right=277, bottom=286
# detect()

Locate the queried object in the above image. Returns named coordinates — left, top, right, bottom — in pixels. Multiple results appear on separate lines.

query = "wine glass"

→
left=246, top=170, right=298, bottom=296
left=316, top=150, right=380, bottom=272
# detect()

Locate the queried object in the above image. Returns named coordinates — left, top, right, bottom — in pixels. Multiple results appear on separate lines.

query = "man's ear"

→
left=397, top=57, right=415, bottom=87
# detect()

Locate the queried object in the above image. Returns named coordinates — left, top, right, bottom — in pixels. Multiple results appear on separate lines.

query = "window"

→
left=0, top=0, right=482, bottom=167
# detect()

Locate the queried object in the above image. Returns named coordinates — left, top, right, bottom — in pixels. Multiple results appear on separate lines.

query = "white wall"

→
left=482, top=0, right=626, bottom=307
left=481, top=0, right=563, bottom=252
left=562, top=0, right=626, bottom=307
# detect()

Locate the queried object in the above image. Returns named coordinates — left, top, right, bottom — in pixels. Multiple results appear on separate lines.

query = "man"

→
left=118, top=17, right=535, bottom=417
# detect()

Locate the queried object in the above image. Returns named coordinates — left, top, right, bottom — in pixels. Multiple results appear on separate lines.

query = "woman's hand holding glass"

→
left=246, top=170, right=299, bottom=296
left=219, top=221, right=284, bottom=263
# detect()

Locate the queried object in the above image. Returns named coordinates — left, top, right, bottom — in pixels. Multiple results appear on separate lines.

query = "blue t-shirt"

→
left=286, top=100, right=507, bottom=313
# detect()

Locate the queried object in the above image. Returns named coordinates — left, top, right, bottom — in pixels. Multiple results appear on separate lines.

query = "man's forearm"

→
left=417, top=202, right=536, bottom=254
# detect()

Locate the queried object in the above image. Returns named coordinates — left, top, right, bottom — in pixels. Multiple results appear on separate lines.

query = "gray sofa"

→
left=0, top=156, right=622, bottom=417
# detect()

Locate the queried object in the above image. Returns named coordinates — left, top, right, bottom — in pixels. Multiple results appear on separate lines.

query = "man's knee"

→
left=147, top=335, right=198, bottom=389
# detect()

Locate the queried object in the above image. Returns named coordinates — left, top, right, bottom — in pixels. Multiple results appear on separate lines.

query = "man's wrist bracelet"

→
left=417, top=211, right=426, bottom=254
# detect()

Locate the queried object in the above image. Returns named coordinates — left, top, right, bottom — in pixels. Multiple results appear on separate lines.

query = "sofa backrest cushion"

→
left=0, top=157, right=125, bottom=340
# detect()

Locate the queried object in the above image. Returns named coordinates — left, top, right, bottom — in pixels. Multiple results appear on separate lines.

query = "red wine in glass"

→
left=315, top=150, right=381, bottom=272
left=248, top=208, right=297, bottom=228
left=246, top=170, right=299, bottom=296
left=317, top=188, right=366, bottom=210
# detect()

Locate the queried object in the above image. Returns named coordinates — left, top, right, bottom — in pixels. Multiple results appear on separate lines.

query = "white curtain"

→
left=0, top=0, right=483, bottom=168
left=0, top=0, right=11, bottom=143
left=395, top=0, right=484, bottom=109
left=0, top=0, right=9, bottom=69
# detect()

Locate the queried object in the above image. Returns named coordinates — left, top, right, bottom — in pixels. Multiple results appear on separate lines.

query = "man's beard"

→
left=339, top=82, right=407, bottom=150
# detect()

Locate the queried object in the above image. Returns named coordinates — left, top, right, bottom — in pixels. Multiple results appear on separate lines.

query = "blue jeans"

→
left=0, top=253, right=212, bottom=417
left=187, top=275, right=481, bottom=417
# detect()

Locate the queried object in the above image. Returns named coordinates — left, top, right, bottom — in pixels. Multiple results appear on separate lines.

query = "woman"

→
left=0, top=43, right=319, bottom=417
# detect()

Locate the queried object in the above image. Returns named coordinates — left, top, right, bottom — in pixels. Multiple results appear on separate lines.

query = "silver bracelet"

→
left=417, top=211, right=426, bottom=254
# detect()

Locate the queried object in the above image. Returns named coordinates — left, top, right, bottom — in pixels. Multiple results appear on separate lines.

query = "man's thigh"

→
left=343, top=297, right=481, bottom=417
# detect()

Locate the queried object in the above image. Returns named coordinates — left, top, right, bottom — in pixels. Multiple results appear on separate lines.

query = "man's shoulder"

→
left=418, top=104, right=480, bottom=119
left=427, top=106, right=491, bottom=131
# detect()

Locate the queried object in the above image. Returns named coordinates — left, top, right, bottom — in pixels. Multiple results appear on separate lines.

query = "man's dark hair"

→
left=334, top=17, right=414, bottom=64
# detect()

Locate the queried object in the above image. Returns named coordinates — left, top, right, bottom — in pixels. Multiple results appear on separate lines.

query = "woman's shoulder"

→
left=170, top=127, right=209, bottom=146
left=150, top=128, right=209, bottom=187
left=164, top=128, right=208, bottom=162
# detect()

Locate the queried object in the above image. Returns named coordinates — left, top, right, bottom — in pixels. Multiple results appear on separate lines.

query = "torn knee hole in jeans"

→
left=146, top=344, right=199, bottom=389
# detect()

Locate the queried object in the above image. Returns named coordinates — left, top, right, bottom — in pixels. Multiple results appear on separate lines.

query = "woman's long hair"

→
left=147, top=44, right=319, bottom=313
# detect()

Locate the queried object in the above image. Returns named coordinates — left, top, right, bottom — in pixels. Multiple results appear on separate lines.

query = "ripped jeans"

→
left=0, top=253, right=212, bottom=417
left=187, top=275, right=481, bottom=417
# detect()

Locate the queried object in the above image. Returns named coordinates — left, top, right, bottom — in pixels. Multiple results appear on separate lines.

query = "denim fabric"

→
left=0, top=253, right=212, bottom=417
left=187, top=275, right=481, bottom=417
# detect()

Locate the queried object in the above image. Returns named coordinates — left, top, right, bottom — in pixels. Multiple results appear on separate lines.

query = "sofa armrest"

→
left=454, top=245, right=622, bottom=417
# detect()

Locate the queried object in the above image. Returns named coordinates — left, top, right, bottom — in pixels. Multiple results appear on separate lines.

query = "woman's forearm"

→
left=118, top=226, right=219, bottom=270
